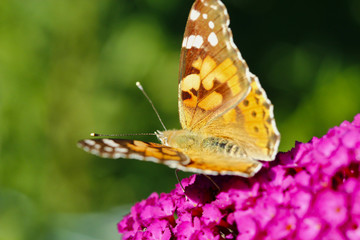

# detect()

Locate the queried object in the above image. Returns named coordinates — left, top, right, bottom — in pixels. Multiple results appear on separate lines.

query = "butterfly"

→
left=78, top=0, right=280, bottom=177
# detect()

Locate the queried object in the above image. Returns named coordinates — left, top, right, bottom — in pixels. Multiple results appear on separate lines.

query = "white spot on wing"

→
left=113, top=152, right=126, bottom=158
left=104, top=146, right=113, bottom=152
left=202, top=13, right=208, bottom=19
left=208, top=32, right=218, bottom=46
left=129, top=153, right=144, bottom=160
left=90, top=149, right=100, bottom=155
left=94, top=144, right=101, bottom=149
left=115, top=148, right=128, bottom=153
left=208, top=21, right=214, bottom=29
left=189, top=9, right=200, bottom=21
left=164, top=160, right=181, bottom=168
left=193, top=35, right=203, bottom=48
left=84, top=139, right=96, bottom=146
left=186, top=35, right=195, bottom=49
left=103, top=139, right=119, bottom=148
left=145, top=156, right=160, bottom=163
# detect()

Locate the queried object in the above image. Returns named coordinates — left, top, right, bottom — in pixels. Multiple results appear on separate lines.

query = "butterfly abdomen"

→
left=163, top=130, right=246, bottom=158
left=201, top=137, right=245, bottom=157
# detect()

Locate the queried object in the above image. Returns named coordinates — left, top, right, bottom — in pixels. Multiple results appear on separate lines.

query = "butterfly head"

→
left=155, top=130, right=168, bottom=146
left=156, top=130, right=191, bottom=148
left=157, top=129, right=199, bottom=152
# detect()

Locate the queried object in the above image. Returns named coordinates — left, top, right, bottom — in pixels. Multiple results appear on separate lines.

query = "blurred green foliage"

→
left=0, top=0, right=359, bottom=239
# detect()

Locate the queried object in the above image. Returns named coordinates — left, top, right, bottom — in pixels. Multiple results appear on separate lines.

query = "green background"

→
left=1, top=0, right=359, bottom=239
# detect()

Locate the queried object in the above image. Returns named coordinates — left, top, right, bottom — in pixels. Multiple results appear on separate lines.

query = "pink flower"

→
left=118, top=114, right=360, bottom=239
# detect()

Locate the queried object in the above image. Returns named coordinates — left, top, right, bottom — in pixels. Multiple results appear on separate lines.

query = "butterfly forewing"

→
left=178, top=0, right=251, bottom=130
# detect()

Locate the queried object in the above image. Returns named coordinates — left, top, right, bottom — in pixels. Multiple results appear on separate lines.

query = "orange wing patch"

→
left=202, top=58, right=237, bottom=90
left=198, top=91, right=223, bottom=110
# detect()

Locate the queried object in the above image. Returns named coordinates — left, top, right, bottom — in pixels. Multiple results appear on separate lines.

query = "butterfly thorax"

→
left=157, top=129, right=246, bottom=158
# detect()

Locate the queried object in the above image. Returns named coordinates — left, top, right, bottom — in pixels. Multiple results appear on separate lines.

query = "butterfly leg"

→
left=175, top=169, right=185, bottom=192
left=202, top=174, right=221, bottom=192
left=175, top=169, right=191, bottom=201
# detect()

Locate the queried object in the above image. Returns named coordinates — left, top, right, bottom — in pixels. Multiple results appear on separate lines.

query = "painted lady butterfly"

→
left=78, top=0, right=280, bottom=177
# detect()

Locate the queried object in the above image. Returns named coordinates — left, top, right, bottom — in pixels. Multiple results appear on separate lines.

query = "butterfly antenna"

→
left=91, top=132, right=156, bottom=137
left=136, top=82, right=167, bottom=131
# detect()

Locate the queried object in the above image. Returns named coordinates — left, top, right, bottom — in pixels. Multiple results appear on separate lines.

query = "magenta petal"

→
left=290, top=190, right=312, bottom=217
left=235, top=212, right=257, bottom=240
left=266, top=209, right=297, bottom=239
left=342, top=128, right=360, bottom=148
left=251, top=199, right=276, bottom=229
left=202, top=204, right=222, bottom=225
left=146, top=220, right=172, bottom=240
left=314, top=190, right=347, bottom=226
left=175, top=221, right=194, bottom=239
left=141, top=205, right=163, bottom=219
left=297, top=216, right=323, bottom=240
left=321, top=228, right=346, bottom=240
left=353, top=114, right=360, bottom=126
left=355, top=144, right=360, bottom=162
left=351, top=184, right=360, bottom=215
left=316, top=135, right=339, bottom=158
left=196, top=227, right=220, bottom=240
left=294, top=169, right=311, bottom=186
left=346, top=216, right=360, bottom=240
left=322, top=146, right=350, bottom=175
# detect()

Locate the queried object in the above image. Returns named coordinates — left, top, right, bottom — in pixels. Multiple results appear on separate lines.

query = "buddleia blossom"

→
left=118, top=114, right=360, bottom=239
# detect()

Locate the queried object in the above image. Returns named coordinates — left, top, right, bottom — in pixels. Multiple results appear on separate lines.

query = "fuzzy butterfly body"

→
left=78, top=0, right=280, bottom=177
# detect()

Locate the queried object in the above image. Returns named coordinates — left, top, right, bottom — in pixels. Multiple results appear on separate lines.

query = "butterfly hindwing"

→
left=78, top=139, right=190, bottom=168
left=202, top=74, right=280, bottom=161
left=178, top=0, right=251, bottom=130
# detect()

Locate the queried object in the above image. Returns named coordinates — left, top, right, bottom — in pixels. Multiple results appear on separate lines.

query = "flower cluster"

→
left=118, top=114, right=360, bottom=239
